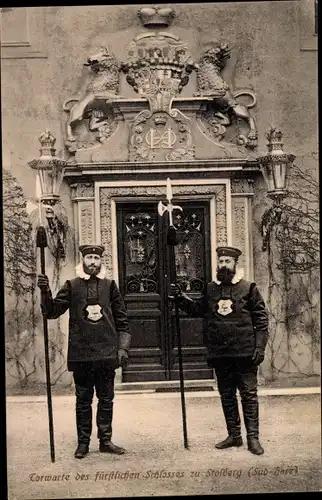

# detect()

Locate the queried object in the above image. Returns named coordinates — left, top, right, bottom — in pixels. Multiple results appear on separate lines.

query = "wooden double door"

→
left=116, top=200, right=213, bottom=382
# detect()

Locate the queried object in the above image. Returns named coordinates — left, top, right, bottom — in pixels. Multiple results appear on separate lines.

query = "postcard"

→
left=3, top=2, right=320, bottom=498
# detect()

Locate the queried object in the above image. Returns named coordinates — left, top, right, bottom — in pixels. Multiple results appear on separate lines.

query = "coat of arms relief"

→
left=63, top=6, right=258, bottom=160
left=121, top=31, right=198, bottom=161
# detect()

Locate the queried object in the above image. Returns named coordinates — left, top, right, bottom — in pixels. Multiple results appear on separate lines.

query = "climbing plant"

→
left=4, top=169, right=72, bottom=389
left=3, top=169, right=38, bottom=387
left=264, top=153, right=319, bottom=379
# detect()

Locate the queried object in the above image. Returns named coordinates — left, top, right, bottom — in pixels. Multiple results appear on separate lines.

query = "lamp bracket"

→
left=261, top=204, right=283, bottom=252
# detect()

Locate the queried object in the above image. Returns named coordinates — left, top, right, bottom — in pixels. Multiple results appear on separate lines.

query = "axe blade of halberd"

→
left=158, top=201, right=183, bottom=218
left=158, top=200, right=168, bottom=217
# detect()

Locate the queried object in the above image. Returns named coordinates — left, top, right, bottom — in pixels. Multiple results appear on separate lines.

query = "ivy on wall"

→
left=4, top=169, right=71, bottom=389
left=264, top=154, right=320, bottom=380
left=4, top=169, right=38, bottom=386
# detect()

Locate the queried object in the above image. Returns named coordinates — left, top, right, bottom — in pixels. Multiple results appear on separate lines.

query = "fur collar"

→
left=75, top=262, right=107, bottom=280
left=214, top=267, right=244, bottom=285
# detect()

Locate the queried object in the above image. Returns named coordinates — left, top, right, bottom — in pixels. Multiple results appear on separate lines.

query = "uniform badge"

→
left=217, top=299, right=233, bottom=316
left=86, top=304, right=103, bottom=322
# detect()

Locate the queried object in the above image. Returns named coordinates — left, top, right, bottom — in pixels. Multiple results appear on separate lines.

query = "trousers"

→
left=213, top=357, right=259, bottom=440
left=73, top=360, right=115, bottom=445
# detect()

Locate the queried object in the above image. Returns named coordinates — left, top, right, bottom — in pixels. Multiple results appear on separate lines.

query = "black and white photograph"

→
left=1, top=1, right=320, bottom=498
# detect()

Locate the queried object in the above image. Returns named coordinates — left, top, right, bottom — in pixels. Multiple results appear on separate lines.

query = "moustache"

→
left=84, top=263, right=101, bottom=273
left=217, top=267, right=235, bottom=281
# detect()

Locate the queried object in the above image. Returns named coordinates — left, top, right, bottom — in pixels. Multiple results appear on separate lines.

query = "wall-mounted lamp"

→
left=29, top=130, right=66, bottom=206
left=29, top=130, right=68, bottom=260
left=258, top=128, right=295, bottom=251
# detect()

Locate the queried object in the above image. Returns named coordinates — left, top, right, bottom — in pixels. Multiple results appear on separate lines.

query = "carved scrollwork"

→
left=129, top=108, right=195, bottom=162
left=214, top=185, right=228, bottom=245
left=197, top=107, right=230, bottom=141
left=232, top=197, right=246, bottom=270
left=79, top=202, right=95, bottom=246
left=71, top=183, right=94, bottom=200
left=231, top=178, right=255, bottom=194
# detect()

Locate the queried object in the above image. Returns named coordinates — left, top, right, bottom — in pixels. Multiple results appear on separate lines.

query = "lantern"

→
left=28, top=130, right=66, bottom=206
left=258, top=128, right=295, bottom=204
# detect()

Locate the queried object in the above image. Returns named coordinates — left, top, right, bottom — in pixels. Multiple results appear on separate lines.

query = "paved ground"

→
left=6, top=392, right=321, bottom=499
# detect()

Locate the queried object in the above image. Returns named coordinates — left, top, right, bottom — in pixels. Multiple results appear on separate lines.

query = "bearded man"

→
left=169, top=246, right=269, bottom=455
left=37, top=245, right=131, bottom=459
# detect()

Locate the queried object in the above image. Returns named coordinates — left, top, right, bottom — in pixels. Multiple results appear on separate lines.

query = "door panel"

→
left=116, top=201, right=213, bottom=382
left=169, top=204, right=212, bottom=380
left=117, top=206, right=167, bottom=381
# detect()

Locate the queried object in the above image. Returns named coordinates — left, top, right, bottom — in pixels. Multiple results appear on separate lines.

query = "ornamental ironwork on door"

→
left=173, top=208, right=205, bottom=294
left=124, top=211, right=158, bottom=294
left=117, top=201, right=212, bottom=383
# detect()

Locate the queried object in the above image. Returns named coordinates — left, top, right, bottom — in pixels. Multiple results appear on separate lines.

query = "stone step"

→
left=115, top=379, right=216, bottom=392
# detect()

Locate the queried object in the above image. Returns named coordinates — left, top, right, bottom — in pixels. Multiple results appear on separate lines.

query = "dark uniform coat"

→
left=41, top=264, right=131, bottom=371
left=177, top=269, right=269, bottom=365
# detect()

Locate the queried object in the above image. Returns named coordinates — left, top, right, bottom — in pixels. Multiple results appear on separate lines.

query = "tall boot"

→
left=75, top=398, right=93, bottom=445
left=97, top=399, right=125, bottom=454
left=97, top=398, right=113, bottom=442
left=75, top=399, right=92, bottom=458
left=240, top=390, right=264, bottom=455
left=215, top=392, right=243, bottom=449
left=73, top=364, right=94, bottom=458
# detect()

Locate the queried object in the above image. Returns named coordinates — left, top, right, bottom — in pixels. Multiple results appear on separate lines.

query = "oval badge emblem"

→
left=217, top=299, right=233, bottom=316
left=86, top=304, right=103, bottom=322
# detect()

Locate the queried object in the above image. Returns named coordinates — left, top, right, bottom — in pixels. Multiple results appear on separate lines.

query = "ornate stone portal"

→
left=62, top=6, right=258, bottom=161
left=63, top=4, right=258, bottom=293
left=62, top=5, right=259, bottom=385
left=70, top=179, right=254, bottom=284
left=99, top=183, right=228, bottom=277
left=64, top=10, right=258, bottom=381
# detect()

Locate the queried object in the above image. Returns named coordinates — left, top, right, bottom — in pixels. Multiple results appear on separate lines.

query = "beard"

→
left=216, top=266, right=236, bottom=284
left=83, top=263, right=101, bottom=276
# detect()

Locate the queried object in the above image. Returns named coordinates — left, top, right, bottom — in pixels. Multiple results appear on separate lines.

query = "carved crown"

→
left=39, top=130, right=56, bottom=149
left=266, top=127, right=283, bottom=143
left=38, top=130, right=57, bottom=157
left=138, top=6, right=175, bottom=27
left=266, top=127, right=284, bottom=152
left=153, top=113, right=167, bottom=126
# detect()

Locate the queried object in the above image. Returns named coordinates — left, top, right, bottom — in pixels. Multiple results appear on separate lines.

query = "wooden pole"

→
left=167, top=225, right=189, bottom=450
left=36, top=226, right=55, bottom=463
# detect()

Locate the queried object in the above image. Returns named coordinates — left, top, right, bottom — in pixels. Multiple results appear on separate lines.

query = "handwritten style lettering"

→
left=206, top=468, right=242, bottom=479
left=248, top=466, right=299, bottom=477
left=94, top=471, right=140, bottom=481
left=29, top=473, right=70, bottom=482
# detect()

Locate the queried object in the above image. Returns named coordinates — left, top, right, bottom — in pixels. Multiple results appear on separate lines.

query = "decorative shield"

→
left=86, top=304, right=103, bottom=322
left=217, top=299, right=233, bottom=316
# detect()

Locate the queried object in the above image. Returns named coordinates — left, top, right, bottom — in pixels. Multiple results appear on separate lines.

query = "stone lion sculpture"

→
left=196, top=43, right=258, bottom=146
left=63, top=46, right=120, bottom=142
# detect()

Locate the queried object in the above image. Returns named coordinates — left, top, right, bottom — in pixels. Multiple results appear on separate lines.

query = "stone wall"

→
left=2, top=2, right=318, bottom=176
left=1, top=1, right=318, bottom=388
